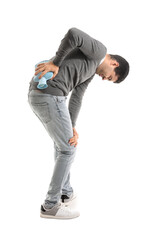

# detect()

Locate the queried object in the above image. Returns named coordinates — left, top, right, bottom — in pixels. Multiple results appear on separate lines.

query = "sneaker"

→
left=40, top=202, right=80, bottom=219
left=61, top=192, right=76, bottom=204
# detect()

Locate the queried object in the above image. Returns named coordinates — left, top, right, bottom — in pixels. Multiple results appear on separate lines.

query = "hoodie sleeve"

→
left=52, top=27, right=107, bottom=67
left=68, top=75, right=94, bottom=128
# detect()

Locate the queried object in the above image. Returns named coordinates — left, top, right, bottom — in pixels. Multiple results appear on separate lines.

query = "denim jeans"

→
left=28, top=90, right=77, bottom=209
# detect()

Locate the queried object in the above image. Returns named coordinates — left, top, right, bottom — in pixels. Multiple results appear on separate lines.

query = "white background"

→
left=0, top=0, right=160, bottom=239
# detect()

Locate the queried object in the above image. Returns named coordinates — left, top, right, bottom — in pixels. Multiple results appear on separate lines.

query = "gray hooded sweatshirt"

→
left=28, top=27, right=107, bottom=127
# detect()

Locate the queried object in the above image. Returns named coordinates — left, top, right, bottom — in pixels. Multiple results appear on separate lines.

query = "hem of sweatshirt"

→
left=28, top=78, right=65, bottom=96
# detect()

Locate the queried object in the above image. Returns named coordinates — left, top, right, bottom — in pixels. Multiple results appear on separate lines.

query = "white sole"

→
left=40, top=213, right=80, bottom=219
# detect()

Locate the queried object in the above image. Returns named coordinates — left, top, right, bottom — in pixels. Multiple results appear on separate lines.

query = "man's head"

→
left=96, top=54, right=130, bottom=83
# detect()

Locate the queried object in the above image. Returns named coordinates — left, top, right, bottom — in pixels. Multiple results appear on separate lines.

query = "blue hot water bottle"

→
left=33, top=60, right=53, bottom=89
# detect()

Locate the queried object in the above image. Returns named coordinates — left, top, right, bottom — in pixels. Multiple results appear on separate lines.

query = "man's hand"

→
left=68, top=128, right=79, bottom=147
left=35, top=61, right=59, bottom=80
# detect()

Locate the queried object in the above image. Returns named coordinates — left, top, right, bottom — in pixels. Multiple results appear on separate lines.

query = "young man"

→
left=28, top=27, right=129, bottom=220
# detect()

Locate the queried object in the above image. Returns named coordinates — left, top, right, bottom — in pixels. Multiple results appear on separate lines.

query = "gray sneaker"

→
left=40, top=202, right=80, bottom=219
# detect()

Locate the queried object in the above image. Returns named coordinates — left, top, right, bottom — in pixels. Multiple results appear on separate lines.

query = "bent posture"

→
left=28, top=27, right=130, bottom=219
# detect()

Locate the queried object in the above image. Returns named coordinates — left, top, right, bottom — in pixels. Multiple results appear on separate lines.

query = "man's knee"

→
left=59, top=143, right=77, bottom=155
left=61, top=146, right=77, bottom=154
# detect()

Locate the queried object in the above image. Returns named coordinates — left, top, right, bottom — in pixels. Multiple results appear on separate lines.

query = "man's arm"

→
left=51, top=27, right=107, bottom=67
left=68, top=75, right=94, bottom=128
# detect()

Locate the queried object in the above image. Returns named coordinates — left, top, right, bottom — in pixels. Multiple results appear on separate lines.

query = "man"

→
left=28, top=27, right=129, bottom=220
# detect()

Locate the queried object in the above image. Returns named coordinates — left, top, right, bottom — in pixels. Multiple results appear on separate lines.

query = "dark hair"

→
left=109, top=54, right=130, bottom=83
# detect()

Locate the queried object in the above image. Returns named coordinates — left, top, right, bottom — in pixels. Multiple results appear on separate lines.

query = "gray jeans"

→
left=28, top=90, right=77, bottom=209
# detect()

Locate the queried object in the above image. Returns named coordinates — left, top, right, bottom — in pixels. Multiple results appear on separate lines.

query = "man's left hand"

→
left=68, top=128, right=79, bottom=147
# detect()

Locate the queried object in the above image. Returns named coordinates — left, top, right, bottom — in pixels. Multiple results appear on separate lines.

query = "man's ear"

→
left=110, top=59, right=119, bottom=67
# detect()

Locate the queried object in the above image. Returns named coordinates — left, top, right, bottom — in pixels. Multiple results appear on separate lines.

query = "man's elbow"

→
left=68, top=27, right=77, bottom=33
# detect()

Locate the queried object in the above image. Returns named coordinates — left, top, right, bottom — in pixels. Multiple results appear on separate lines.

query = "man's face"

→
left=98, top=66, right=118, bottom=83
left=96, top=55, right=119, bottom=83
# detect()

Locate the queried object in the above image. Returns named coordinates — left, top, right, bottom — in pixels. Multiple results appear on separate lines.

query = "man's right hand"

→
left=35, top=61, right=59, bottom=80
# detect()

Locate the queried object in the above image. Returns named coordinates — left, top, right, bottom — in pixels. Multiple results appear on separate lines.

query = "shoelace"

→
left=59, top=204, right=73, bottom=213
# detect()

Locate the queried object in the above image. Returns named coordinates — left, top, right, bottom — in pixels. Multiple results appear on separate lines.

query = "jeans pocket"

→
left=31, top=102, right=51, bottom=124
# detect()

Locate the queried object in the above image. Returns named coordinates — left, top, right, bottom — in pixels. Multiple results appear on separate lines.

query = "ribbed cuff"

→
left=52, top=59, right=61, bottom=67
